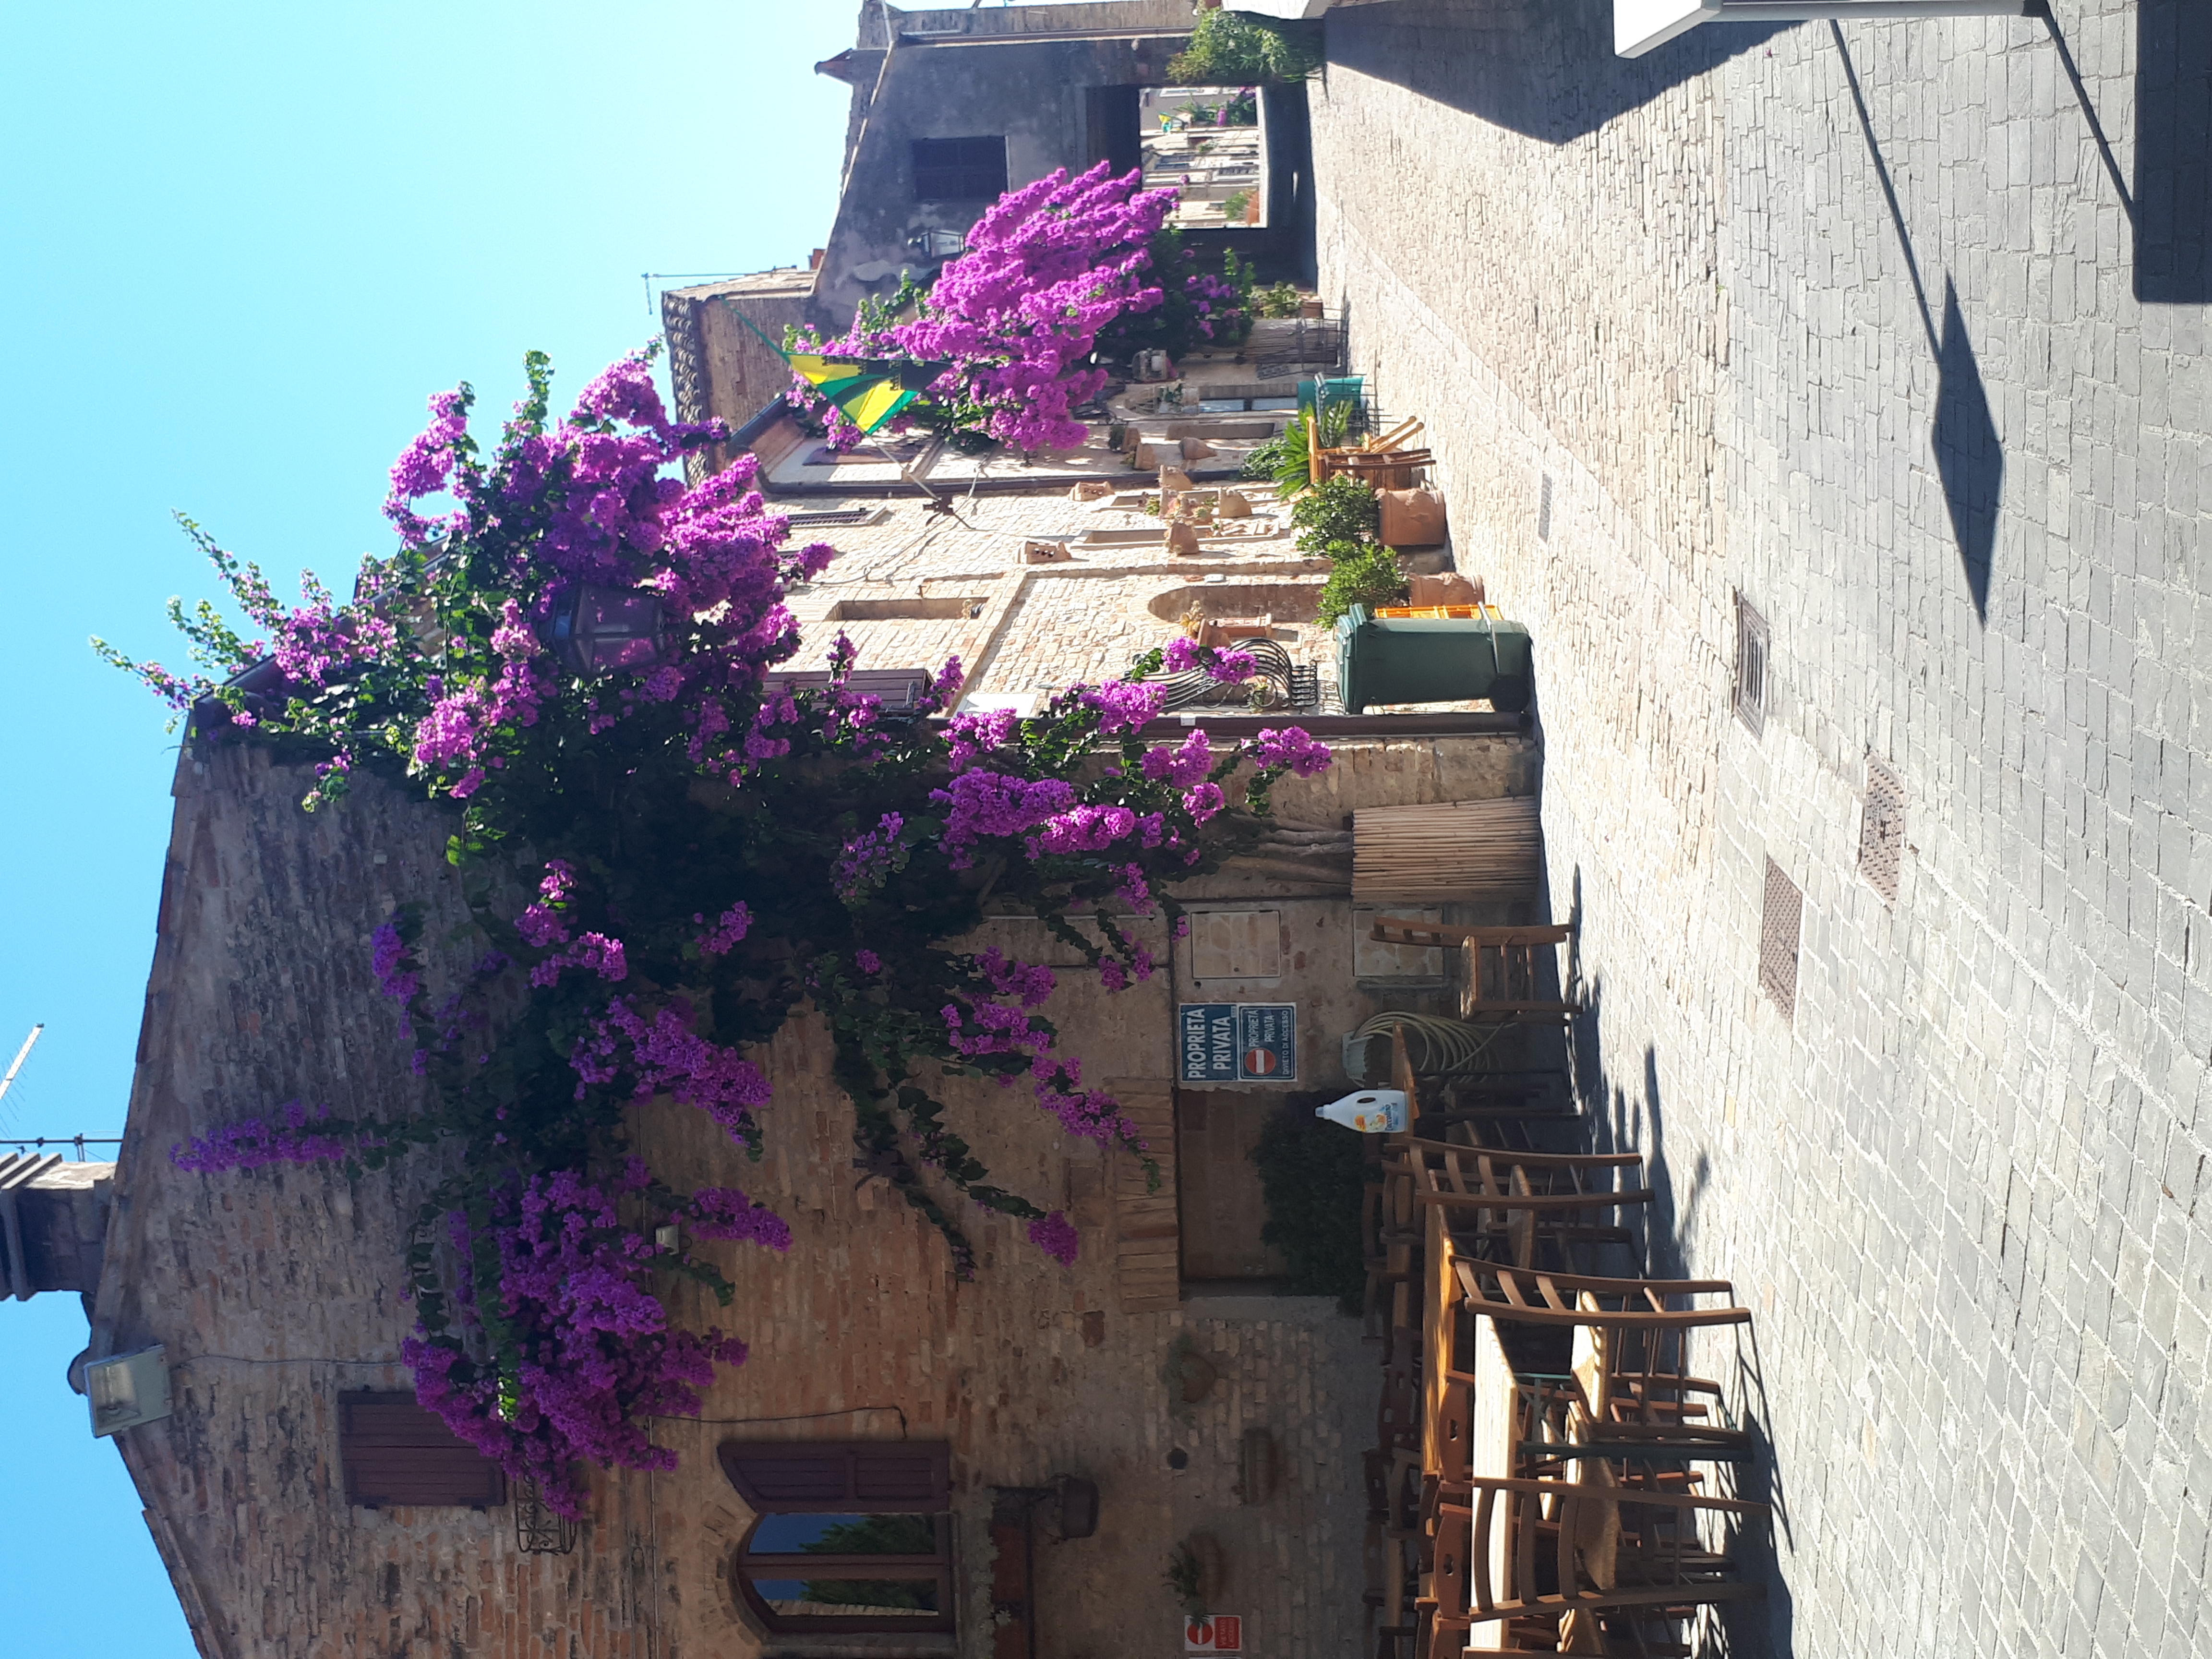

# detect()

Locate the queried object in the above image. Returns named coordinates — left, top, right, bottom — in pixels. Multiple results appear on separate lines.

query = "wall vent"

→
left=1734, top=594, right=1768, bottom=736
left=1538, top=473, right=1553, bottom=541
left=1858, top=759, right=1905, bottom=905
left=1758, top=857, right=1802, bottom=1022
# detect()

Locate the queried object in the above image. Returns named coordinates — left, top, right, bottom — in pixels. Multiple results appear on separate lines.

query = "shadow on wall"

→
left=1933, top=279, right=2003, bottom=622
left=1324, top=0, right=1781, bottom=146
left=1565, top=866, right=1795, bottom=1656
left=2137, top=0, right=2212, bottom=303
left=1565, top=974, right=1712, bottom=1280
left=1830, top=25, right=2005, bottom=625
left=1720, top=1324, right=1800, bottom=1659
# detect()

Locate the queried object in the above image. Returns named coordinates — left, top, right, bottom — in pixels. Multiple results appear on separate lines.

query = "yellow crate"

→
left=1374, top=604, right=1503, bottom=621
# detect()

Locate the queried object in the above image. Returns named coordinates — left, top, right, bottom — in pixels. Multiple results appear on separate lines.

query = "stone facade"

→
left=1311, top=3, right=2212, bottom=1655
left=99, top=704, right=1533, bottom=1656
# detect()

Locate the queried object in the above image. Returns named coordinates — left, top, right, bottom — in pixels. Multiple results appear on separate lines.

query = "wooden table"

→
left=1465, top=1313, right=1519, bottom=1601
left=1464, top=1312, right=1624, bottom=1626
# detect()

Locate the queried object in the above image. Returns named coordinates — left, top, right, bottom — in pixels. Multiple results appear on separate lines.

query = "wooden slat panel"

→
left=1353, top=797, right=1542, bottom=902
left=716, top=1441, right=951, bottom=1513
left=1106, top=1082, right=1179, bottom=1313
left=338, top=1392, right=506, bottom=1509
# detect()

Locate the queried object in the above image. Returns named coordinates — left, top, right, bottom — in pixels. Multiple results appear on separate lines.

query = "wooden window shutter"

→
left=717, top=1441, right=950, bottom=1513
left=338, top=1391, right=506, bottom=1509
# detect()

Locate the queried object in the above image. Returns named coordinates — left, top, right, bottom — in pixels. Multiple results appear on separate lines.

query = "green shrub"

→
left=1315, top=543, right=1408, bottom=628
left=1219, top=189, right=1252, bottom=223
left=1292, top=476, right=1381, bottom=554
left=1097, top=232, right=1254, bottom=361
left=1250, top=1100, right=1367, bottom=1310
left=1251, top=281, right=1304, bottom=319
left=1168, top=12, right=1322, bottom=84
left=1164, top=1541, right=1207, bottom=1618
left=1240, top=397, right=1352, bottom=492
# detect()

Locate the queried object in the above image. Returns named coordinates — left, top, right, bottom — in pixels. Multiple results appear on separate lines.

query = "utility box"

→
left=1334, top=604, right=1533, bottom=713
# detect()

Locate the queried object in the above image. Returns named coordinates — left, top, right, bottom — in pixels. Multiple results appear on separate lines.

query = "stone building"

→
left=57, top=716, right=1531, bottom=1657
left=662, top=0, right=1316, bottom=457
left=36, top=289, right=1546, bottom=1656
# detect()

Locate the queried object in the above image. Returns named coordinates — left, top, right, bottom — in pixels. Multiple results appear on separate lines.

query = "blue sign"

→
left=1178, top=1003, right=1298, bottom=1083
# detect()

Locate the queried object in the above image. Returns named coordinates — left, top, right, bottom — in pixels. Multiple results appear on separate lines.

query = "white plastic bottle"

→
left=1315, top=1089, right=1408, bottom=1134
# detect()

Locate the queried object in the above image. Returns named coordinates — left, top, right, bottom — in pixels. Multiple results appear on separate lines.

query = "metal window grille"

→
left=913, top=137, right=1007, bottom=202
left=1858, top=759, right=1905, bottom=905
left=1253, top=320, right=1347, bottom=380
left=515, top=1478, right=578, bottom=1554
left=1734, top=594, right=1769, bottom=736
left=1758, top=856, right=1802, bottom=1022
left=785, top=507, right=881, bottom=529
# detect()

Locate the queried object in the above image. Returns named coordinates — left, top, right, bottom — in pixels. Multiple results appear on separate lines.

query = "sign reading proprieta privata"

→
left=1184, top=1613, right=1243, bottom=1652
left=1177, top=1003, right=1297, bottom=1083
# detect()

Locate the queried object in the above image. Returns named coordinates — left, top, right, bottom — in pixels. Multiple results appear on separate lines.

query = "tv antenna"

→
left=0, top=1024, right=42, bottom=1115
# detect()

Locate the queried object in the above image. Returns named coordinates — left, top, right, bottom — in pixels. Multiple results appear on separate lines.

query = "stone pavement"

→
left=1309, top=2, right=2212, bottom=1655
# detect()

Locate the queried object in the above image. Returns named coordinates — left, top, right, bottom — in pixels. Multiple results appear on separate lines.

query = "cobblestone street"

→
left=1312, top=2, right=2212, bottom=1655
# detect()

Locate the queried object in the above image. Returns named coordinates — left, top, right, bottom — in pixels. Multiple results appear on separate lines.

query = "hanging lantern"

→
left=546, top=584, right=664, bottom=676
left=907, top=226, right=968, bottom=260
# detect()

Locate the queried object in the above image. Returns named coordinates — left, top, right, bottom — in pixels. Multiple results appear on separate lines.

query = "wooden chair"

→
left=1587, top=1324, right=1750, bottom=1458
left=1511, top=1374, right=1740, bottom=1499
left=1391, top=1140, right=1650, bottom=1269
left=1370, top=918, right=1578, bottom=1029
left=1362, top=1177, right=1421, bottom=1353
left=1455, top=1262, right=1754, bottom=1335
left=1425, top=1476, right=1767, bottom=1650
left=1424, top=1068, right=1580, bottom=1127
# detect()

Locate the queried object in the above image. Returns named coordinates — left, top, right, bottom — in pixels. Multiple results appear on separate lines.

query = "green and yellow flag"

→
left=784, top=353, right=951, bottom=436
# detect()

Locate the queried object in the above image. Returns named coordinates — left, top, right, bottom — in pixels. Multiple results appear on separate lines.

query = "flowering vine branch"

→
left=112, top=330, right=1322, bottom=1513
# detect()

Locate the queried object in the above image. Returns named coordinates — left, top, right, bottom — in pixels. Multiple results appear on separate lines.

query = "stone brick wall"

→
left=773, top=489, right=1342, bottom=707
left=108, top=721, right=1536, bottom=1658
left=1311, top=3, right=2212, bottom=1655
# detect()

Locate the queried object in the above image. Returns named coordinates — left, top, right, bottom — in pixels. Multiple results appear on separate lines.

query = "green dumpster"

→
left=1334, top=604, right=1534, bottom=713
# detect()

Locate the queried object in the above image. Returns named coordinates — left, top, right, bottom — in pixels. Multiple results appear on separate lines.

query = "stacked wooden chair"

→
left=1353, top=1015, right=1772, bottom=1657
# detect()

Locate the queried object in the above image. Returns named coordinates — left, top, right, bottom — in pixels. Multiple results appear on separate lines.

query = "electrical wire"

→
left=171, top=1354, right=405, bottom=1370
left=166, top=1358, right=911, bottom=1438
left=656, top=1406, right=910, bottom=1435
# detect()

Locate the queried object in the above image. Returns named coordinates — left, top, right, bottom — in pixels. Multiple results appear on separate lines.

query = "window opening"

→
left=912, top=137, right=1007, bottom=202
left=721, top=1442, right=955, bottom=1635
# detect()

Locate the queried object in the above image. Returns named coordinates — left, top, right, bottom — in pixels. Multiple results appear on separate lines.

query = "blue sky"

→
left=0, top=1, right=892, bottom=1643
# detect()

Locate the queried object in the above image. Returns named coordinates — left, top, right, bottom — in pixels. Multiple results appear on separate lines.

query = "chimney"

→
left=0, top=1153, right=115, bottom=1301
left=810, top=248, right=826, bottom=271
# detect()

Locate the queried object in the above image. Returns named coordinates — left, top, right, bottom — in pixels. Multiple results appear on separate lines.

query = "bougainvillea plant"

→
left=100, top=344, right=1327, bottom=1516
left=786, top=161, right=1252, bottom=455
